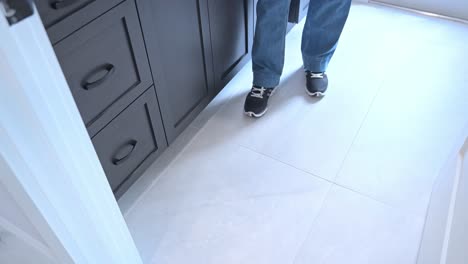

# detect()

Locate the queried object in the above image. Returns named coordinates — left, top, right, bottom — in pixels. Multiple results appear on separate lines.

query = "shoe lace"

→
left=308, top=72, right=324, bottom=79
left=250, top=87, right=267, bottom=99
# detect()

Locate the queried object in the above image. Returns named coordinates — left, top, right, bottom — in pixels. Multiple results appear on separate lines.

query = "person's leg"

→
left=301, top=0, right=351, bottom=73
left=252, top=0, right=292, bottom=88
left=245, top=0, right=291, bottom=117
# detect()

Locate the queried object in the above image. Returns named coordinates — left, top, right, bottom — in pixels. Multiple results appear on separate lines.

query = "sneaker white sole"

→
left=244, top=108, right=268, bottom=118
left=305, top=87, right=326, bottom=97
left=244, top=87, right=276, bottom=118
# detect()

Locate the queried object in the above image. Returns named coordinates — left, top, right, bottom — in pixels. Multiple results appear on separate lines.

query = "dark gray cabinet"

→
left=208, top=0, right=254, bottom=91
left=288, top=0, right=309, bottom=28
left=35, top=0, right=268, bottom=197
left=136, top=0, right=215, bottom=144
left=53, top=0, right=152, bottom=132
left=36, top=0, right=167, bottom=197
left=92, top=87, right=166, bottom=197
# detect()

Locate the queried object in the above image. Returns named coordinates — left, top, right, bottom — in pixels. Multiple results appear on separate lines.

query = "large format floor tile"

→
left=130, top=137, right=330, bottom=214
left=125, top=137, right=330, bottom=262
left=293, top=186, right=425, bottom=264
left=335, top=21, right=468, bottom=214
left=135, top=192, right=327, bottom=264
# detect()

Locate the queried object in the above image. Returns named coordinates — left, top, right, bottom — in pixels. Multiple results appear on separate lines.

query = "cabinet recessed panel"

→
left=137, top=0, right=215, bottom=143
left=54, top=0, right=152, bottom=129
left=209, top=0, right=254, bottom=90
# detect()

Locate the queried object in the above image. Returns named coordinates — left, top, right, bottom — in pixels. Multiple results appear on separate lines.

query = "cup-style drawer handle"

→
left=112, top=140, right=137, bottom=166
left=51, top=0, right=79, bottom=9
left=82, top=64, right=115, bottom=90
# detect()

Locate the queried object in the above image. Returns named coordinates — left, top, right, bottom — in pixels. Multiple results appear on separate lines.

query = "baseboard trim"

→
left=369, top=1, right=468, bottom=24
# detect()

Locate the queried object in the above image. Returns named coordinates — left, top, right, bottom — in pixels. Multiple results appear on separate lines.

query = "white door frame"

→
left=0, top=4, right=142, bottom=263
left=417, top=125, right=468, bottom=264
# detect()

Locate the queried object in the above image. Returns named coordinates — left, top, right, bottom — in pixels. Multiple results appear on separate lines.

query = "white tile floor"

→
left=120, top=3, right=468, bottom=264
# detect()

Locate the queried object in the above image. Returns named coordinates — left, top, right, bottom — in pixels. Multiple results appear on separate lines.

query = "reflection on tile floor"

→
left=120, top=3, right=468, bottom=263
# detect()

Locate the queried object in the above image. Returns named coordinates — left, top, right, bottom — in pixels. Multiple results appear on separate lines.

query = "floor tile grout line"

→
left=150, top=189, right=334, bottom=219
left=332, top=78, right=386, bottom=183
left=238, top=143, right=409, bottom=212
left=245, top=189, right=328, bottom=200
left=289, top=182, right=425, bottom=263
left=238, top=144, right=333, bottom=183
left=290, top=184, right=334, bottom=264
left=331, top=181, right=397, bottom=209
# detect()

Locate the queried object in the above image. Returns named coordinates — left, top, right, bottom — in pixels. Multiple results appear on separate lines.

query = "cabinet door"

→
left=208, top=0, right=254, bottom=91
left=136, top=0, right=215, bottom=144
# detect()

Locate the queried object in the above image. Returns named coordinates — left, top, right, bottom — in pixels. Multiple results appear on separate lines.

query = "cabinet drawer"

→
left=92, top=87, right=167, bottom=195
left=35, top=0, right=122, bottom=43
left=54, top=0, right=152, bottom=128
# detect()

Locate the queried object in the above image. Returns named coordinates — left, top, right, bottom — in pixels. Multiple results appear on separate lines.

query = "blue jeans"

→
left=252, top=0, right=352, bottom=88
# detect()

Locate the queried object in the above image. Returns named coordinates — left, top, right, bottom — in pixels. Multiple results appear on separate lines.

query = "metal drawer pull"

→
left=51, top=0, right=79, bottom=9
left=82, top=63, right=115, bottom=90
left=112, top=140, right=137, bottom=165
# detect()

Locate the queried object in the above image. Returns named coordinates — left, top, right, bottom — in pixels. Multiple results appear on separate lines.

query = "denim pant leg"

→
left=302, top=0, right=351, bottom=73
left=252, top=0, right=292, bottom=88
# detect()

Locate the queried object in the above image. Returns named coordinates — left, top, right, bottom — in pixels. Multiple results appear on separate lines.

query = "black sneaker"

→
left=244, top=86, right=275, bottom=118
left=305, top=71, right=328, bottom=97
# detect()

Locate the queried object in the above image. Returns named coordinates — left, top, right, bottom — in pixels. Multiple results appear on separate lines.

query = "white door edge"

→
left=439, top=139, right=467, bottom=263
left=0, top=3, right=142, bottom=263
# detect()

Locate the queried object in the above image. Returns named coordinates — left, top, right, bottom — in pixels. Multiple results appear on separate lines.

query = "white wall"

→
left=373, top=0, right=468, bottom=21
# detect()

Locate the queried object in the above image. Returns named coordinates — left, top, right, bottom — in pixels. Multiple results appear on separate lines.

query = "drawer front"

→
left=54, top=0, right=152, bottom=128
left=92, top=87, right=167, bottom=194
left=35, top=0, right=122, bottom=43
